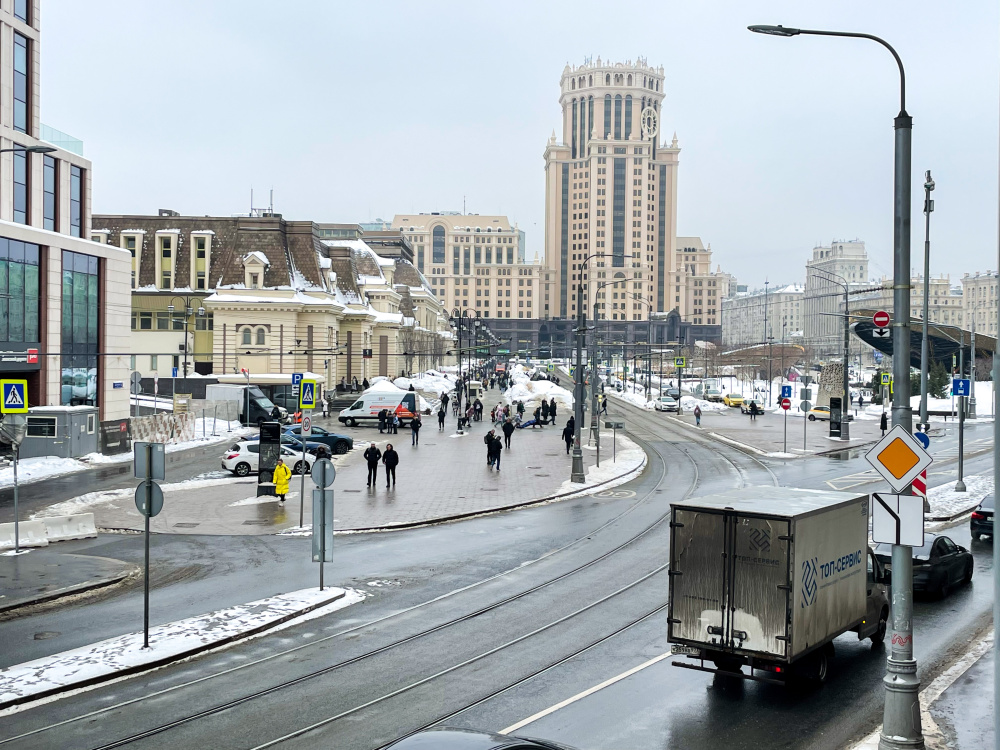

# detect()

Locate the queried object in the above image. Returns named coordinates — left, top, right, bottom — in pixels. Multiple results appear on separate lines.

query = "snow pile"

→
left=927, top=474, right=993, bottom=520
left=393, top=370, right=454, bottom=396
left=0, top=587, right=364, bottom=706
left=681, top=396, right=728, bottom=413
left=556, top=432, right=647, bottom=497
left=503, top=374, right=574, bottom=412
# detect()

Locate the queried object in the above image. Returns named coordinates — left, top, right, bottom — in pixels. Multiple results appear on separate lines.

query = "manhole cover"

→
left=528, top=466, right=542, bottom=469
left=242, top=520, right=270, bottom=526
left=344, top=490, right=361, bottom=493
left=535, top=473, right=551, bottom=477
left=480, top=488, right=499, bottom=492
left=33, top=631, right=60, bottom=640
left=174, top=522, right=200, bottom=528
left=545, top=453, right=560, bottom=457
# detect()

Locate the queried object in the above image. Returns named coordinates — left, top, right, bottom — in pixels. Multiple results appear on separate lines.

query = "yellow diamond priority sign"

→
left=865, top=424, right=933, bottom=493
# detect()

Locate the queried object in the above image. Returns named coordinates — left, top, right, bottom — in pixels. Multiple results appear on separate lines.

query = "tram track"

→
left=3, top=412, right=772, bottom=750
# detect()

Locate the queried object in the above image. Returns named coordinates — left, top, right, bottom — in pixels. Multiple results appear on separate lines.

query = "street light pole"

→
left=572, top=281, right=586, bottom=482
left=748, top=24, right=918, bottom=750
left=919, top=172, right=935, bottom=431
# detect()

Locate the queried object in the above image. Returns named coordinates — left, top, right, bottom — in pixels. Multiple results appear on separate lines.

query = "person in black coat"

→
left=362, top=378, right=370, bottom=390
left=549, top=398, right=557, bottom=420
left=880, top=411, right=888, bottom=436
left=363, top=442, right=382, bottom=487
left=410, top=415, right=422, bottom=446
left=501, top=418, right=516, bottom=449
left=541, top=400, right=550, bottom=423
left=562, top=420, right=574, bottom=454
left=437, top=406, right=446, bottom=431
left=484, top=429, right=496, bottom=467
left=377, top=409, right=387, bottom=434
left=487, top=432, right=502, bottom=471
left=382, top=443, right=398, bottom=488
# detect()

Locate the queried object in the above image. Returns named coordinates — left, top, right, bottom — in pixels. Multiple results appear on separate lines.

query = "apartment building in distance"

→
left=961, top=271, right=998, bottom=336
left=721, top=284, right=805, bottom=348
left=0, top=1, right=130, bottom=420
left=803, top=240, right=870, bottom=356
left=391, top=213, right=541, bottom=319
left=852, top=274, right=963, bottom=328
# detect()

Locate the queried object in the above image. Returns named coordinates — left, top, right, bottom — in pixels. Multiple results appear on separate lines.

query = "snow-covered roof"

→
left=190, top=230, right=216, bottom=235
left=243, top=251, right=270, bottom=266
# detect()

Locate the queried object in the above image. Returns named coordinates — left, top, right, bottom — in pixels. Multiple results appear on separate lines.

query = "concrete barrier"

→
left=0, top=520, right=49, bottom=550
left=42, top=513, right=97, bottom=543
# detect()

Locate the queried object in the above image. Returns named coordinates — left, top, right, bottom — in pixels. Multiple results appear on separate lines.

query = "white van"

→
left=338, top=390, right=420, bottom=427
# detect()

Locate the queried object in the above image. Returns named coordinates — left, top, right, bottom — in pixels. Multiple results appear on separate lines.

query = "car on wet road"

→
left=283, top=425, right=353, bottom=454
left=971, top=495, right=993, bottom=540
left=221, top=442, right=317, bottom=477
left=385, top=727, right=579, bottom=749
left=807, top=405, right=830, bottom=421
left=874, top=533, right=974, bottom=597
left=722, top=393, right=744, bottom=407
left=654, top=395, right=679, bottom=412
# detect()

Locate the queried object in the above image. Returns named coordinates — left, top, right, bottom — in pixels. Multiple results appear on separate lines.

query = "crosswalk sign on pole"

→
left=299, top=379, right=317, bottom=410
left=1, top=379, right=28, bottom=414
left=674, top=357, right=686, bottom=368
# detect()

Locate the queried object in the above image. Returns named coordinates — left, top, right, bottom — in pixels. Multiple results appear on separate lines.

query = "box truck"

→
left=667, top=487, right=889, bottom=683
left=205, top=384, right=286, bottom=426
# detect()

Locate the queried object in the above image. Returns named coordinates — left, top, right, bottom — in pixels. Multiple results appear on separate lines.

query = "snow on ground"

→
left=393, top=369, right=455, bottom=398
left=0, top=587, right=365, bottom=707
left=681, top=395, right=728, bottom=413
left=927, top=473, right=993, bottom=520
left=555, top=432, right=646, bottom=499
left=31, top=476, right=248, bottom=519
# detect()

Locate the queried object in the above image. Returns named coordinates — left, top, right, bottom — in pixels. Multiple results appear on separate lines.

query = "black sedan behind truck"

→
left=972, top=495, right=994, bottom=540
left=874, top=534, right=974, bottom=598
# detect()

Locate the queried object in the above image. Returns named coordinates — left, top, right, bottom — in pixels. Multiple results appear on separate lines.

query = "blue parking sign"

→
left=953, top=378, right=971, bottom=397
left=292, top=373, right=304, bottom=386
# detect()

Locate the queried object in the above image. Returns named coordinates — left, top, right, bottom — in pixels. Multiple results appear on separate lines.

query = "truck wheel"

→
left=234, top=462, right=251, bottom=477
left=347, top=418, right=357, bottom=427
left=810, top=649, right=830, bottom=684
left=871, top=608, right=888, bottom=645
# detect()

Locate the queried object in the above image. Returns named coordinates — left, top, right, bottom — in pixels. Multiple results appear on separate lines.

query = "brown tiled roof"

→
left=351, top=247, right=383, bottom=279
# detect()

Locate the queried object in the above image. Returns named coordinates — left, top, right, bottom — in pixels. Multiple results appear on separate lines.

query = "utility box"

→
left=18, top=406, right=99, bottom=459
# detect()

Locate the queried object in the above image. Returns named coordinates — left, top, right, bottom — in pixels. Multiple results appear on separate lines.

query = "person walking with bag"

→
left=489, top=432, right=502, bottom=471
left=562, top=420, right=574, bottom=454
left=364, top=442, right=382, bottom=488
left=382, top=443, right=398, bottom=489
left=694, top=405, right=702, bottom=427
left=410, top=414, right=422, bottom=446
left=272, top=458, right=292, bottom=503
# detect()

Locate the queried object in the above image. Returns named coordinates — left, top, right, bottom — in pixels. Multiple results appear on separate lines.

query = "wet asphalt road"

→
left=0, top=405, right=993, bottom=750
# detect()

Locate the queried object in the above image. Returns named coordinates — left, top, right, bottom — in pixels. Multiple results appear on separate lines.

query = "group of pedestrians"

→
left=363, top=442, right=399, bottom=489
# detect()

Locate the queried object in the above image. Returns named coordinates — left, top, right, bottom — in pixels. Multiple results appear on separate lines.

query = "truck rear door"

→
left=670, top=508, right=790, bottom=658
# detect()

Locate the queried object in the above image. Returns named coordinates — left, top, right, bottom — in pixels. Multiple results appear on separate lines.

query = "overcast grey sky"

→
left=43, top=1, right=998, bottom=289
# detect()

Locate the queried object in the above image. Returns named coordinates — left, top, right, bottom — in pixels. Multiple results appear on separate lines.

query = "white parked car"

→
left=221, top=441, right=316, bottom=477
left=654, top=396, right=679, bottom=412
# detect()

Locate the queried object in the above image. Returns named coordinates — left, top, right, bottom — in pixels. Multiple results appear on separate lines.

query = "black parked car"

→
left=972, top=495, right=994, bottom=540
left=385, top=727, right=579, bottom=749
left=283, top=425, right=353, bottom=454
left=874, top=533, right=974, bottom=598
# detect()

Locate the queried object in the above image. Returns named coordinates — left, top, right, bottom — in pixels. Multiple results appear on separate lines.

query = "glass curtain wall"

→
left=61, top=251, right=99, bottom=405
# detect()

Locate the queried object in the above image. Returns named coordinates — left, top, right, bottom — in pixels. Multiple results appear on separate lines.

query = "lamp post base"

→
left=571, top=448, right=585, bottom=483
left=879, top=657, right=924, bottom=750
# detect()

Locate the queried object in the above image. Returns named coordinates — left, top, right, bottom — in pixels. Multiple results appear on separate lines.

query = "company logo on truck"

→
left=801, top=549, right=864, bottom=608
left=747, top=528, right=771, bottom=553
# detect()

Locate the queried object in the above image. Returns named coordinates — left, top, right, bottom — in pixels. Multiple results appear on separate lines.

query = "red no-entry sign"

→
left=780, top=397, right=791, bottom=410
left=873, top=310, right=890, bottom=328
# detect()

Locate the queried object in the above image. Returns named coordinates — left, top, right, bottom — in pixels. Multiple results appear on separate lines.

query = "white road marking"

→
left=499, top=652, right=673, bottom=735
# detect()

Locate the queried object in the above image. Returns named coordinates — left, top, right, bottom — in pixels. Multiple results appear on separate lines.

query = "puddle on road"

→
left=825, top=448, right=863, bottom=461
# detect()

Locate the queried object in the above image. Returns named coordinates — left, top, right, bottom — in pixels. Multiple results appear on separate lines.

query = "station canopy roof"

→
left=851, top=307, right=996, bottom=368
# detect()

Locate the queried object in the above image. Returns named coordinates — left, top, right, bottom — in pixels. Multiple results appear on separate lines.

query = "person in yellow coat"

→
left=272, top=458, right=292, bottom=503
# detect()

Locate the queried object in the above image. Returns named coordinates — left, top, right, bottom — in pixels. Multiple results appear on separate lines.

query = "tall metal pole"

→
left=919, top=172, right=935, bottom=430
left=764, top=280, right=771, bottom=407
left=886, top=86, right=919, bottom=750
left=956, top=330, right=966, bottom=492
left=571, top=282, right=586, bottom=482
left=969, top=298, right=978, bottom=418
left=842, top=283, right=851, bottom=440
left=12, top=443, right=18, bottom=553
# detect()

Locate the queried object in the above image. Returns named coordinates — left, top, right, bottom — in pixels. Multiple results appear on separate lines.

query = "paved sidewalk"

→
left=31, top=421, right=645, bottom=535
left=0, top=550, right=138, bottom=613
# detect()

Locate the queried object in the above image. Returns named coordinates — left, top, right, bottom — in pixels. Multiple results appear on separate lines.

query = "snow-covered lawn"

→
left=30, top=476, right=244, bottom=519
left=0, top=587, right=364, bottom=709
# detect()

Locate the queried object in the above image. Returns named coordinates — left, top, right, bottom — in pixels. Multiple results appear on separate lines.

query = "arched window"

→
left=643, top=76, right=647, bottom=87
left=571, top=79, right=575, bottom=90
left=588, top=74, right=592, bottom=86
left=656, top=80, right=659, bottom=91
left=255, top=328, right=266, bottom=345
left=627, top=74, right=632, bottom=86
left=625, top=94, right=632, bottom=138
left=571, top=98, right=578, bottom=158
left=604, top=94, right=612, bottom=138
left=614, top=94, right=622, bottom=139
left=432, top=225, right=445, bottom=263
left=605, top=73, right=610, bottom=85
left=241, top=328, right=251, bottom=346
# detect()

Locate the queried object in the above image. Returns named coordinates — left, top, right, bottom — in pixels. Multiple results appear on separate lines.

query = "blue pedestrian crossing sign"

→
left=953, top=378, right=971, bottom=397
left=299, top=379, right=317, bottom=410
left=1, top=379, right=27, bottom=414
left=674, top=357, right=686, bottom=368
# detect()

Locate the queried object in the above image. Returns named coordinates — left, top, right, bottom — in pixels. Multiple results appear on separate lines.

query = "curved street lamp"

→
left=748, top=24, right=916, bottom=749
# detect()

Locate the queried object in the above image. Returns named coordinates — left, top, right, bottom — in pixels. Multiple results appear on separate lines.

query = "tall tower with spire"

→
left=541, top=59, right=680, bottom=323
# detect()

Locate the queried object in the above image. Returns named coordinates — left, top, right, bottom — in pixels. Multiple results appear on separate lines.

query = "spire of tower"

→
left=671, top=132, right=678, bottom=148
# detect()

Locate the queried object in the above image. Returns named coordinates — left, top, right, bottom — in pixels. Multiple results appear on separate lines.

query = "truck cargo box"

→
left=668, top=487, right=870, bottom=664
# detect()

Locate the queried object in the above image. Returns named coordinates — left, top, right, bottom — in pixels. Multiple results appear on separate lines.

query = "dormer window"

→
left=241, top=251, right=269, bottom=289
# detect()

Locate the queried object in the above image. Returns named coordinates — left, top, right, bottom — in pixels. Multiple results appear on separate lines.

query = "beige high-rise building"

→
left=803, top=239, right=870, bottom=355
left=961, top=271, right=998, bottom=336
left=392, top=213, right=542, bottom=319
left=542, top=58, right=680, bottom=323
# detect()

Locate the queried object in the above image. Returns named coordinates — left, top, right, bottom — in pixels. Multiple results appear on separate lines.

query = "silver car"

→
left=654, top=395, right=679, bottom=412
